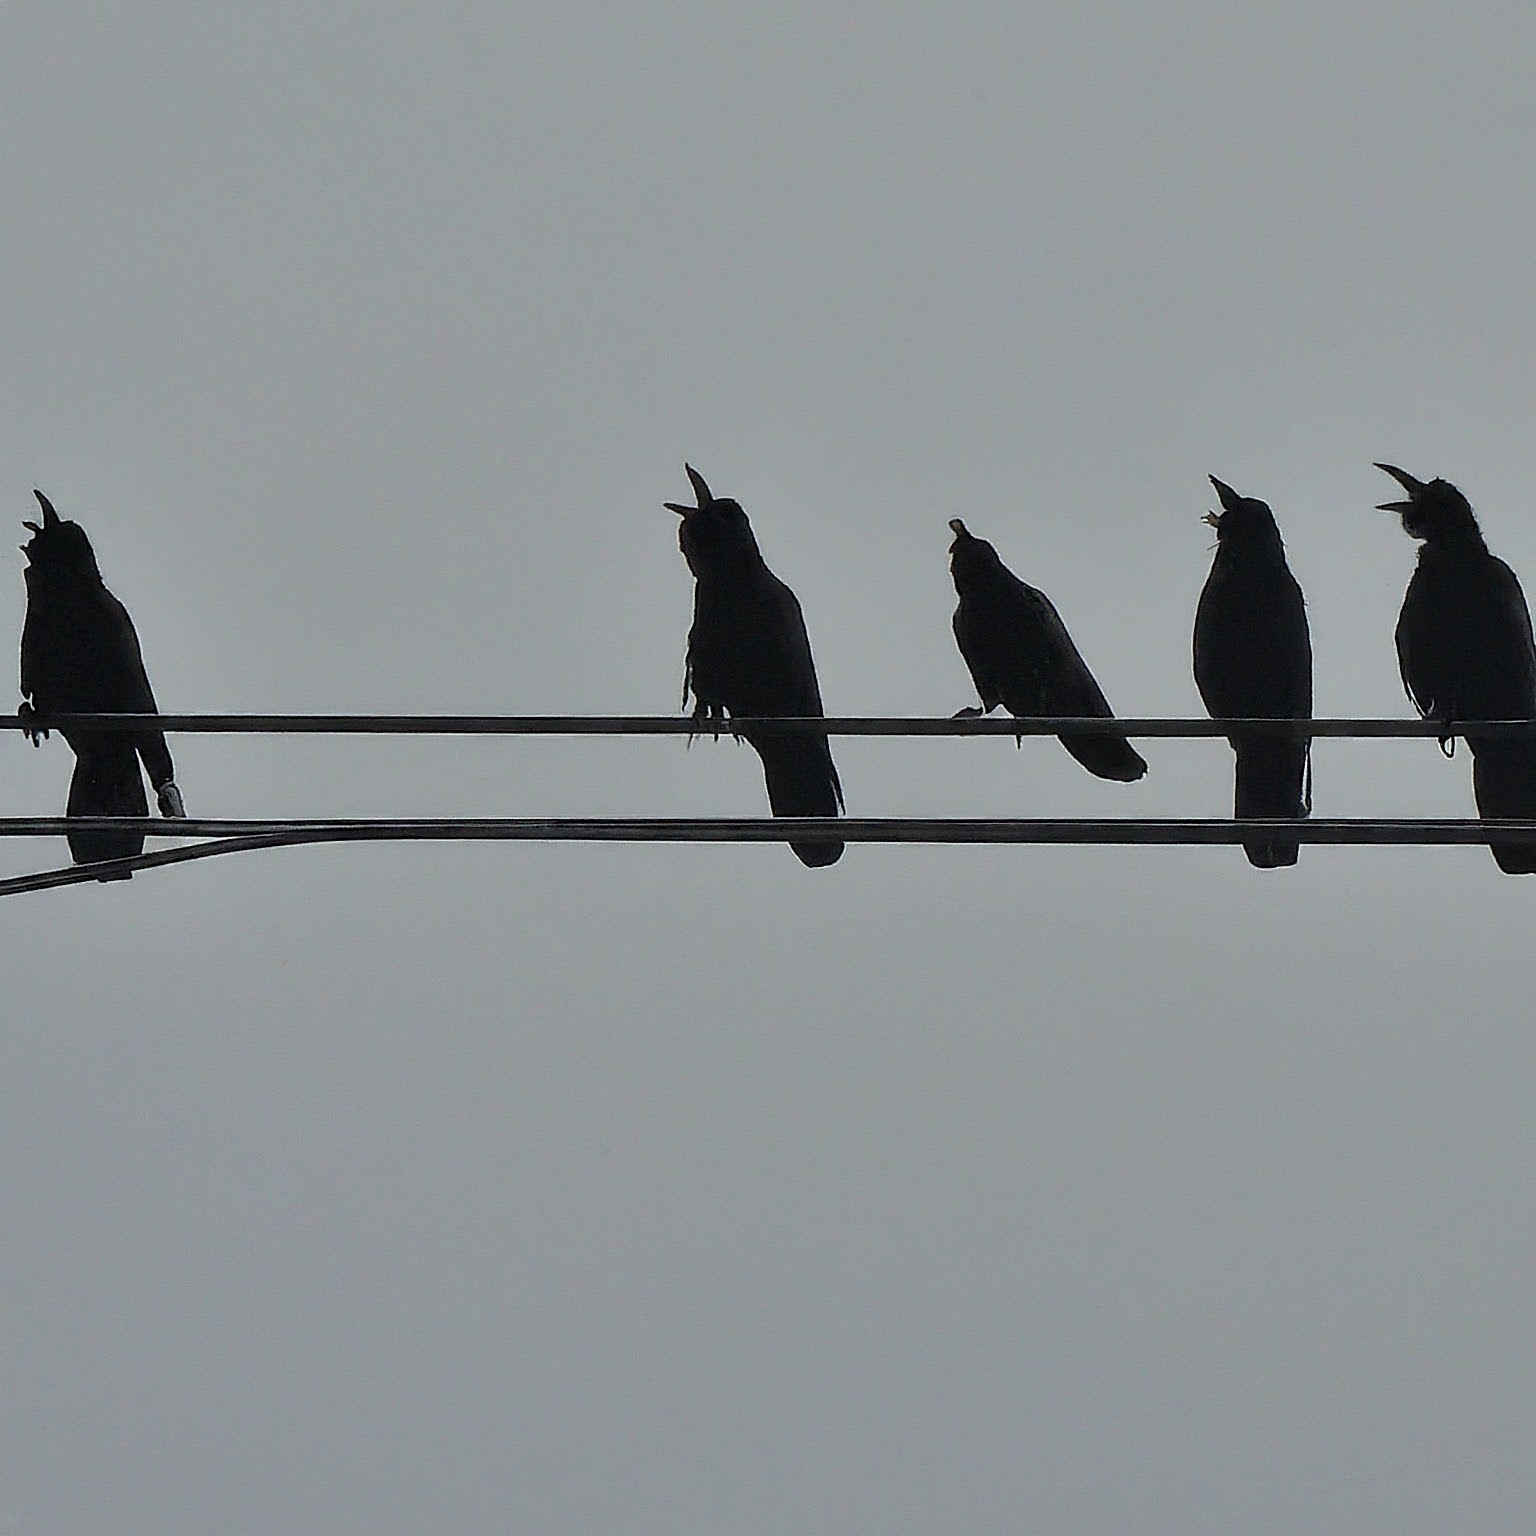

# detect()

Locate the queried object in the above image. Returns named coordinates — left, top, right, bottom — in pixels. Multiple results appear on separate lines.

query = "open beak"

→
left=664, top=462, right=714, bottom=517
left=1375, top=462, right=1422, bottom=512
left=1208, top=475, right=1245, bottom=515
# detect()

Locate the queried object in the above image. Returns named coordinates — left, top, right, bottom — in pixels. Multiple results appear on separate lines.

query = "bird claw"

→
left=952, top=705, right=984, bottom=719
left=687, top=702, right=728, bottom=744
left=17, top=701, right=47, bottom=746
left=157, top=782, right=186, bottom=818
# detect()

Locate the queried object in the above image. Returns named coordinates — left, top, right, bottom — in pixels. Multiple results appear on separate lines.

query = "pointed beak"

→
left=666, top=463, right=713, bottom=517
left=1374, top=462, right=1422, bottom=512
left=1208, top=475, right=1243, bottom=514
left=32, top=489, right=58, bottom=529
left=684, top=463, right=713, bottom=506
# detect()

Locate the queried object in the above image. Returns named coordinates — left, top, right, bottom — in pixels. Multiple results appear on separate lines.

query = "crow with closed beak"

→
left=1377, top=462, right=1536, bottom=873
left=1193, top=477, right=1312, bottom=868
left=19, top=490, right=186, bottom=877
left=668, top=465, right=843, bottom=867
left=947, top=518, right=1146, bottom=782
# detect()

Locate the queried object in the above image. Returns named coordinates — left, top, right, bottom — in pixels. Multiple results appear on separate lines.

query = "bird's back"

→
left=956, top=568, right=1116, bottom=716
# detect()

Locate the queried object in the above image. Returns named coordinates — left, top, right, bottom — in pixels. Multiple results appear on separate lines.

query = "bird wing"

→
left=952, top=599, right=999, bottom=709
left=1481, top=557, right=1536, bottom=711
left=1394, top=553, right=1536, bottom=722
left=1020, top=583, right=1118, bottom=718
left=686, top=568, right=828, bottom=719
left=1395, top=564, right=1446, bottom=720
left=754, top=572, right=828, bottom=717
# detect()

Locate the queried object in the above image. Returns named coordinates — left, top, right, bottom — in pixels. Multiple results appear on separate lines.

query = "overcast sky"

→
left=4, top=4, right=1536, bottom=1531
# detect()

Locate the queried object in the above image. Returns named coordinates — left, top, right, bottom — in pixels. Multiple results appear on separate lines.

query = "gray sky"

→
left=4, top=4, right=1536, bottom=1531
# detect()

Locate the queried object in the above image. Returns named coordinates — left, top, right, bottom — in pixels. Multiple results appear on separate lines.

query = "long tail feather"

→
left=1471, top=741, right=1536, bottom=874
left=748, top=732, right=844, bottom=867
left=1059, top=732, right=1147, bottom=783
left=1233, top=736, right=1309, bottom=869
left=66, top=741, right=148, bottom=877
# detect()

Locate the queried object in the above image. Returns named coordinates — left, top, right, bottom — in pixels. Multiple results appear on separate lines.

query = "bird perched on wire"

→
left=19, top=490, right=186, bottom=878
left=668, top=464, right=843, bottom=867
left=1377, top=463, right=1536, bottom=874
left=947, top=518, right=1146, bottom=782
left=1193, top=476, right=1312, bottom=868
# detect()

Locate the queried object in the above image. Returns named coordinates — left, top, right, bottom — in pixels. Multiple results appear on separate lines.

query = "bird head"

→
left=666, top=464, right=762, bottom=574
left=1375, top=463, right=1481, bottom=543
left=21, top=490, right=102, bottom=582
left=1205, top=476, right=1283, bottom=547
left=947, top=518, right=1007, bottom=593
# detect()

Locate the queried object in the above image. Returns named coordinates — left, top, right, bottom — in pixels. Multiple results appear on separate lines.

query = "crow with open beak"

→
left=1193, top=476, right=1312, bottom=868
left=667, top=465, right=843, bottom=867
left=1377, top=462, right=1536, bottom=873
left=947, top=518, right=1146, bottom=782
left=19, top=490, right=186, bottom=877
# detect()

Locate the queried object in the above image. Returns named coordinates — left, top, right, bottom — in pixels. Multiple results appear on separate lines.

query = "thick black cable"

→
left=3, top=814, right=1528, bottom=897
left=4, top=814, right=1535, bottom=846
left=4, top=713, right=1532, bottom=739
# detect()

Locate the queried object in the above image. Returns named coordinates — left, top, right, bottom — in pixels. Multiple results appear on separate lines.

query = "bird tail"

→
left=1470, top=741, right=1536, bottom=874
left=1058, top=731, right=1147, bottom=783
left=748, top=730, right=845, bottom=867
left=66, top=740, right=148, bottom=877
left=1233, top=735, right=1309, bottom=869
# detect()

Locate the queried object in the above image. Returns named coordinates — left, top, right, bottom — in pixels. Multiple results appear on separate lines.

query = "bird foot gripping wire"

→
left=686, top=702, right=731, bottom=746
left=950, top=702, right=1022, bottom=747
left=17, top=702, right=47, bottom=746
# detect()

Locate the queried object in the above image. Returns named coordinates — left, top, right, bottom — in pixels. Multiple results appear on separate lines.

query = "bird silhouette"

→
left=947, top=518, right=1146, bottom=782
left=668, top=465, right=843, bottom=867
left=20, top=490, right=185, bottom=877
left=1378, top=463, right=1536, bottom=873
left=1193, top=477, right=1312, bottom=868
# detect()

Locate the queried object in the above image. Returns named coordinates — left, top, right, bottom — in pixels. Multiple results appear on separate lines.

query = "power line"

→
left=1, top=812, right=1529, bottom=899
left=5, top=815, right=1535, bottom=846
left=0, top=712, right=1525, bottom=738
left=2, top=813, right=1526, bottom=897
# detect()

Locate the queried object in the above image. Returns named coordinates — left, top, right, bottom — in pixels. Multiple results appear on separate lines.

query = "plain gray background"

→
left=4, top=4, right=1535, bottom=1531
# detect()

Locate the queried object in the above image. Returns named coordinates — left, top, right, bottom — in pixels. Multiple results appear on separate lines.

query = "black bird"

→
left=20, top=490, right=185, bottom=877
left=1193, top=477, right=1312, bottom=868
left=1377, top=463, right=1536, bottom=874
left=668, top=465, right=843, bottom=867
left=947, top=518, right=1147, bottom=782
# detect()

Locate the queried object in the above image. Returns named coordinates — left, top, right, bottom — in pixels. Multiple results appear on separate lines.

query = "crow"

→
left=668, top=465, right=843, bottom=867
left=1377, top=463, right=1536, bottom=873
left=947, top=518, right=1146, bottom=782
left=1193, top=476, right=1312, bottom=868
left=20, top=490, right=185, bottom=877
